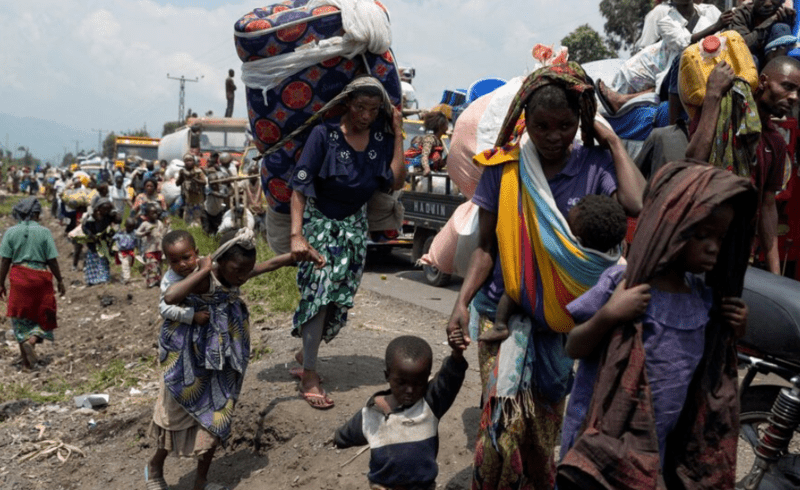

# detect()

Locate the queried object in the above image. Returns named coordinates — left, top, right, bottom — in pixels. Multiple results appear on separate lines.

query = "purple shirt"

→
left=291, top=118, right=395, bottom=220
left=560, top=264, right=712, bottom=465
left=471, top=143, right=619, bottom=303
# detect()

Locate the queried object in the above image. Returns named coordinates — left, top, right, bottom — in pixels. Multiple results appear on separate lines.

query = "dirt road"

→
left=0, top=208, right=774, bottom=489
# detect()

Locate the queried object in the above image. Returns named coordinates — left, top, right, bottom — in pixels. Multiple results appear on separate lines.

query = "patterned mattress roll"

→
left=235, top=0, right=402, bottom=214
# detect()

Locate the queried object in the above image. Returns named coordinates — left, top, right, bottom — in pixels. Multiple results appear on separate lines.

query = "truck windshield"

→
left=199, top=130, right=248, bottom=152
left=116, top=145, right=159, bottom=161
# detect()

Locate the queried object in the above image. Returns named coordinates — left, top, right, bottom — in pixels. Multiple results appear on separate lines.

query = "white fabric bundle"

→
left=240, top=0, right=392, bottom=105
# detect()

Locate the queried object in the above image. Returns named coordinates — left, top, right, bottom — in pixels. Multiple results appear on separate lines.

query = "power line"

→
left=167, top=74, right=204, bottom=126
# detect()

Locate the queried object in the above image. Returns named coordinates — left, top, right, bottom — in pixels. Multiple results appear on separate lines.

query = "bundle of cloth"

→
left=235, top=0, right=403, bottom=253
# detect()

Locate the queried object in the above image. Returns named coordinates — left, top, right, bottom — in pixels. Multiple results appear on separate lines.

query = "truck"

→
left=399, top=172, right=466, bottom=286
left=158, top=117, right=249, bottom=167
left=369, top=118, right=466, bottom=285
left=113, top=136, right=160, bottom=167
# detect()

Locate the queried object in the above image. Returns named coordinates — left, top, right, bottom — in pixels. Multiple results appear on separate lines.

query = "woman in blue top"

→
left=289, top=77, right=406, bottom=409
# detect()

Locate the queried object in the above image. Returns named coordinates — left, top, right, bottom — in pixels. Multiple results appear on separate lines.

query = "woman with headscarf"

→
left=131, top=177, right=167, bottom=223
left=79, top=197, right=119, bottom=285
left=289, top=76, right=406, bottom=409
left=446, top=62, right=646, bottom=488
left=0, top=198, right=65, bottom=369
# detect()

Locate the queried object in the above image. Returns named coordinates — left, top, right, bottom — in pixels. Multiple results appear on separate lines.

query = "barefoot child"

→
left=146, top=228, right=294, bottom=490
left=334, top=334, right=468, bottom=490
left=480, top=194, right=628, bottom=342
left=558, top=162, right=755, bottom=488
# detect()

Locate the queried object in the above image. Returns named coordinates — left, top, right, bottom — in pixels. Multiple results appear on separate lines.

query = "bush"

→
left=169, top=217, right=298, bottom=313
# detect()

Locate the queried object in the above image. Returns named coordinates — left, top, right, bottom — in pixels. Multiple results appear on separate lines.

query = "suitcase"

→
left=235, top=0, right=401, bottom=214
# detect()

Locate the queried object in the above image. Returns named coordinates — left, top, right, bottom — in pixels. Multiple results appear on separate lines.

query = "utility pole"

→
left=91, top=128, right=109, bottom=155
left=167, top=74, right=203, bottom=126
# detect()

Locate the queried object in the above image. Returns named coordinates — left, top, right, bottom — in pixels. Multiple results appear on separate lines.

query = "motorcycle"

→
left=737, top=266, right=800, bottom=489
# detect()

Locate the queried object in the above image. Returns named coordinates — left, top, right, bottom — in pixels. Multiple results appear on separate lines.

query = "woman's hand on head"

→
left=605, top=278, right=651, bottom=324
left=721, top=297, right=748, bottom=339
left=593, top=119, right=620, bottom=149
left=392, top=107, right=403, bottom=136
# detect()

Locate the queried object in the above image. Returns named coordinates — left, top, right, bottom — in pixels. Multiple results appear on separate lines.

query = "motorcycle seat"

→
left=741, top=267, right=800, bottom=362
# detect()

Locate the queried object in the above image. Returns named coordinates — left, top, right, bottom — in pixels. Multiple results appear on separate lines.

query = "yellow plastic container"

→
left=679, top=30, right=758, bottom=119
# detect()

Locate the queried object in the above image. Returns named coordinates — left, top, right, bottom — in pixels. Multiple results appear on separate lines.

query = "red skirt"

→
left=7, top=265, right=58, bottom=331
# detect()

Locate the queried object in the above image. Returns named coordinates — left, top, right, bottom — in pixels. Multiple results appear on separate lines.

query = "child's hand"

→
left=605, top=278, right=651, bottom=324
left=193, top=311, right=210, bottom=325
left=198, top=256, right=213, bottom=272
left=447, top=326, right=467, bottom=357
left=721, top=297, right=748, bottom=339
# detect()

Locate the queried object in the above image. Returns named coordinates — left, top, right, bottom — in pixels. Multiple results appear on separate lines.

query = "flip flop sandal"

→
left=288, top=366, right=323, bottom=383
left=299, top=389, right=335, bottom=410
left=595, top=79, right=617, bottom=116
left=144, top=465, right=170, bottom=490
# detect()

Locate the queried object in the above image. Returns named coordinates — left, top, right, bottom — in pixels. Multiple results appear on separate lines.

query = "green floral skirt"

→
left=292, top=200, right=367, bottom=343
left=12, top=317, right=54, bottom=344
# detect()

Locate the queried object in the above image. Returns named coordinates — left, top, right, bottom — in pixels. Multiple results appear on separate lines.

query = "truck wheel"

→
left=422, top=235, right=451, bottom=287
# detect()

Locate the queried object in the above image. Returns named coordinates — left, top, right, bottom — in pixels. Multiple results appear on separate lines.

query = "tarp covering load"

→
left=235, top=0, right=402, bottom=217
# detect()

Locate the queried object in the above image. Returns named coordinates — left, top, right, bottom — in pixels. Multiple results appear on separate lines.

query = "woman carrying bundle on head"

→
left=288, top=76, right=406, bottom=409
left=446, top=62, right=646, bottom=489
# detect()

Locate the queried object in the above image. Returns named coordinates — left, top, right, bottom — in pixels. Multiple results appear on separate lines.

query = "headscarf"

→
left=625, top=161, right=757, bottom=294
left=12, top=197, right=41, bottom=222
left=494, top=62, right=597, bottom=150
left=262, top=76, right=395, bottom=157
left=93, top=197, right=112, bottom=210
left=212, top=228, right=256, bottom=262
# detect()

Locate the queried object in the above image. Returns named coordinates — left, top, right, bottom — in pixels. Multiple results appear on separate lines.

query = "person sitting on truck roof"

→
left=404, top=111, right=449, bottom=177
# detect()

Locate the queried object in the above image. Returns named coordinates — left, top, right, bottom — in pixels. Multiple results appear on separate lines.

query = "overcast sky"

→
left=1, top=0, right=606, bottom=162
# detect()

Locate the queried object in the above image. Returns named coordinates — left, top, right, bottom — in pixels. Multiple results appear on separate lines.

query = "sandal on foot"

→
left=299, top=389, right=334, bottom=410
left=288, top=366, right=323, bottom=383
left=144, top=465, right=170, bottom=490
left=595, top=79, right=617, bottom=116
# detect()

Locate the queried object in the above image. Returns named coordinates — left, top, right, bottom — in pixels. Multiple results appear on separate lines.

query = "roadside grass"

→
left=169, top=216, right=299, bottom=313
left=0, top=358, right=152, bottom=404
left=0, top=194, right=26, bottom=217
left=0, top=217, right=298, bottom=405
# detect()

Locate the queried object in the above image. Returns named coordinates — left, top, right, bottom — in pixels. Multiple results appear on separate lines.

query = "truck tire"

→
left=422, top=235, right=451, bottom=287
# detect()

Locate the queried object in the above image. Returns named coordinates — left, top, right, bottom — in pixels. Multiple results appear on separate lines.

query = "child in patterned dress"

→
left=146, top=228, right=294, bottom=490
left=136, top=203, right=167, bottom=288
left=112, top=220, right=137, bottom=284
